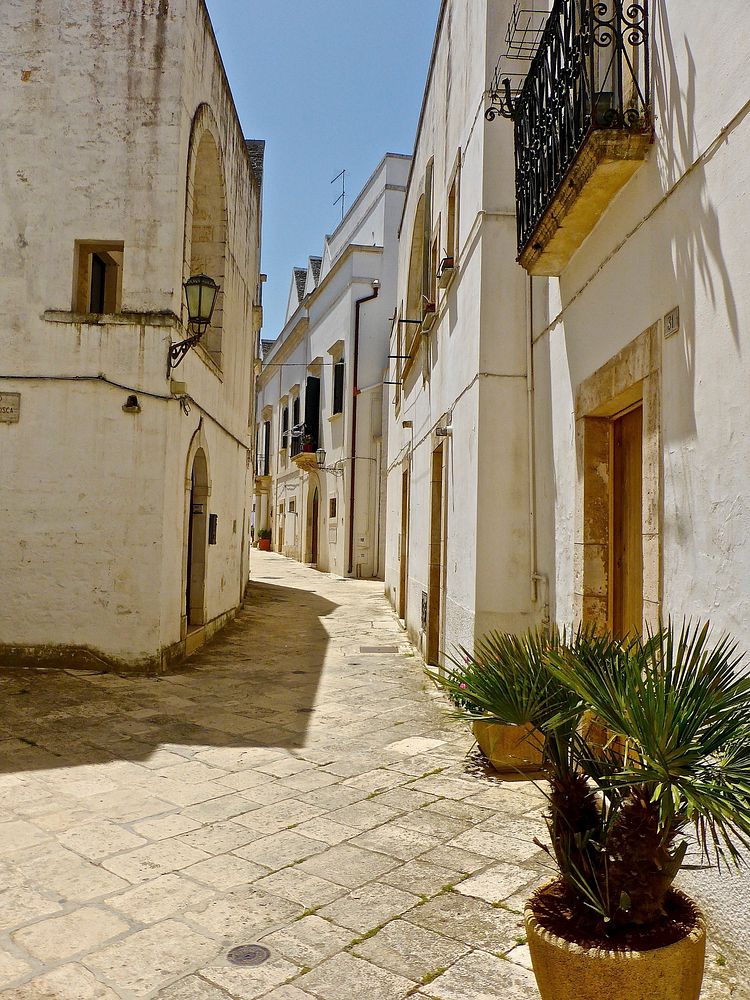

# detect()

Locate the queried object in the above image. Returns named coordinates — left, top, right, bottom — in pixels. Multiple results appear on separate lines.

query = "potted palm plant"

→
left=433, top=631, right=560, bottom=773
left=257, top=528, right=272, bottom=551
left=430, top=622, right=750, bottom=1000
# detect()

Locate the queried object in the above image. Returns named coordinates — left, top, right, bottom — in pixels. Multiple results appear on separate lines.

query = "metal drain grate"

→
left=227, top=944, right=271, bottom=967
left=360, top=645, right=400, bottom=653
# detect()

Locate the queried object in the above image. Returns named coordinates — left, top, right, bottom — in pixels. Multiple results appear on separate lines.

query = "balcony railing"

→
left=488, top=0, right=650, bottom=267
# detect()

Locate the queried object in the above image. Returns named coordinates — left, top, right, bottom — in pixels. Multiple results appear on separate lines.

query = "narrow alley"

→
left=0, top=554, right=737, bottom=998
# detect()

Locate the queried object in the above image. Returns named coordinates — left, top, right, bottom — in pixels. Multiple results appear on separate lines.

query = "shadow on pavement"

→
left=0, top=575, right=338, bottom=774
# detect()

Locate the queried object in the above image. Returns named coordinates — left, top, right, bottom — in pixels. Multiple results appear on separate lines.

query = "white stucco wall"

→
left=0, top=0, right=261, bottom=669
left=528, top=1, right=750, bottom=975
left=385, top=0, right=536, bottom=663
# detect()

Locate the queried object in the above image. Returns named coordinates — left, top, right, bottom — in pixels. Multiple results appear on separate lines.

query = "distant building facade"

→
left=0, top=0, right=263, bottom=670
left=255, top=154, right=409, bottom=579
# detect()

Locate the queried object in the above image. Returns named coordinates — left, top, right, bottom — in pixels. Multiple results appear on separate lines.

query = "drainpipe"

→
left=526, top=274, right=550, bottom=628
left=348, top=279, right=380, bottom=575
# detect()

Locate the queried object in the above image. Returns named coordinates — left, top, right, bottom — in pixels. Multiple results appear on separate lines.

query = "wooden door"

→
left=311, top=489, right=319, bottom=564
left=611, top=405, right=643, bottom=638
left=399, top=467, right=410, bottom=619
left=427, top=444, right=444, bottom=666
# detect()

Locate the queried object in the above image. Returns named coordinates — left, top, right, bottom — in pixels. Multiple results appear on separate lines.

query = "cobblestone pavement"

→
left=0, top=552, right=741, bottom=998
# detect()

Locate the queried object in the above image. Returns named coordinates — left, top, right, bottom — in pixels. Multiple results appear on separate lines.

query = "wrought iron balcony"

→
left=487, top=0, right=651, bottom=275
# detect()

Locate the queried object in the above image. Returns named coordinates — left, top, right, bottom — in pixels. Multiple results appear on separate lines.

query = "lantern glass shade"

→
left=184, top=274, right=219, bottom=330
left=315, top=447, right=326, bottom=468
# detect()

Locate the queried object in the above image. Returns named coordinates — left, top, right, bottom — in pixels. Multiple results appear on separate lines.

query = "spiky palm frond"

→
left=548, top=619, right=750, bottom=869
left=430, top=619, right=750, bottom=931
left=426, top=625, right=586, bottom=736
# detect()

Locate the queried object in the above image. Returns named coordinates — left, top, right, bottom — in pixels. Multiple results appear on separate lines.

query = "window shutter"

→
left=262, top=421, right=270, bottom=476
left=333, top=360, right=345, bottom=414
left=305, top=376, right=321, bottom=450
left=291, top=397, right=301, bottom=456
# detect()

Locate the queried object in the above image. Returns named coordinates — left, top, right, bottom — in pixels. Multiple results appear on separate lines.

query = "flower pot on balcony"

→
left=472, top=720, right=542, bottom=774
left=525, top=884, right=706, bottom=1000
left=302, top=444, right=313, bottom=453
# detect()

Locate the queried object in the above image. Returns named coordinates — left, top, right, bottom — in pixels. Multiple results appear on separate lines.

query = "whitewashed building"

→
left=498, top=0, right=750, bottom=967
left=0, top=0, right=263, bottom=671
left=384, top=0, right=536, bottom=664
left=255, top=154, right=409, bottom=579
left=388, top=0, right=750, bottom=973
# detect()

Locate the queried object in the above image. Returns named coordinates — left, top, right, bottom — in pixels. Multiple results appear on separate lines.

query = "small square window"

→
left=74, top=241, right=124, bottom=314
left=289, top=499, right=296, bottom=514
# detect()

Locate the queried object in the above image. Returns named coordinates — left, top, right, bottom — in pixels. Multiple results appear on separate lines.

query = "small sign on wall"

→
left=664, top=306, right=680, bottom=338
left=0, top=393, right=20, bottom=423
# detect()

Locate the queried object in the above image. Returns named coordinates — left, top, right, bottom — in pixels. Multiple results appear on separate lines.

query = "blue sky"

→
left=205, top=0, right=441, bottom=339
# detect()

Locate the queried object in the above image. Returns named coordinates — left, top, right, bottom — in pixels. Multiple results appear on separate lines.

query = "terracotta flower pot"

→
left=472, top=720, right=543, bottom=773
left=525, top=890, right=706, bottom=1000
left=257, top=538, right=271, bottom=551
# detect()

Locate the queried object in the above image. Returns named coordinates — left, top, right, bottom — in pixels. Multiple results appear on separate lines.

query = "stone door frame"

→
left=574, top=322, right=661, bottom=633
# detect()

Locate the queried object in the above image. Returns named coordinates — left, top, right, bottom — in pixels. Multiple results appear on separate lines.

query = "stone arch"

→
left=184, top=104, right=227, bottom=367
left=183, top=429, right=212, bottom=630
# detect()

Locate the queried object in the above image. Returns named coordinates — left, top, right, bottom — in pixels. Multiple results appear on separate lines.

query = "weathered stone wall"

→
left=0, top=0, right=261, bottom=669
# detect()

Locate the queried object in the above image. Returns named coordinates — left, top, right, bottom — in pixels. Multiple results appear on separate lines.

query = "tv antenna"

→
left=331, top=168, right=346, bottom=222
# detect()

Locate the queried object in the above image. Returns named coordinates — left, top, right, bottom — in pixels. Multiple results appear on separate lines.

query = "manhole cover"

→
left=227, top=944, right=271, bottom=967
left=360, top=645, right=400, bottom=653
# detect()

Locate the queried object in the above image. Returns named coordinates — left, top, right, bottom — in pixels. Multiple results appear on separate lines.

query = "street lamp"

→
left=168, top=274, right=220, bottom=374
left=315, top=448, right=344, bottom=476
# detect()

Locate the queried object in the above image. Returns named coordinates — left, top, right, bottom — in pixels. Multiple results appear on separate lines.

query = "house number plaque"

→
left=0, top=393, right=20, bottom=423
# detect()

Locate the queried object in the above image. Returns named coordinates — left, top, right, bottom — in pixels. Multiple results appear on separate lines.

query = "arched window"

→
left=187, top=123, right=227, bottom=366
left=405, top=195, right=425, bottom=324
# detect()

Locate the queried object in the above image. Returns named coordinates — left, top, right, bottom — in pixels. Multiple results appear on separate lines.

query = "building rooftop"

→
left=245, top=139, right=266, bottom=186
left=293, top=268, right=307, bottom=301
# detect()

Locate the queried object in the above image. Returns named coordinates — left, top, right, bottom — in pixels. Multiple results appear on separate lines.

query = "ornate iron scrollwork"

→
left=487, top=0, right=650, bottom=255
left=167, top=332, right=204, bottom=374
left=486, top=76, right=516, bottom=121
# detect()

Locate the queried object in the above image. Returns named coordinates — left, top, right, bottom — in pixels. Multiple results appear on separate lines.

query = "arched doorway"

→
left=310, top=488, right=319, bottom=565
left=186, top=448, right=209, bottom=627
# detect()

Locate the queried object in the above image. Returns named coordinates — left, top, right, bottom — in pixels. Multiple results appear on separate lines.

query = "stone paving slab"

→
left=0, top=551, right=742, bottom=998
